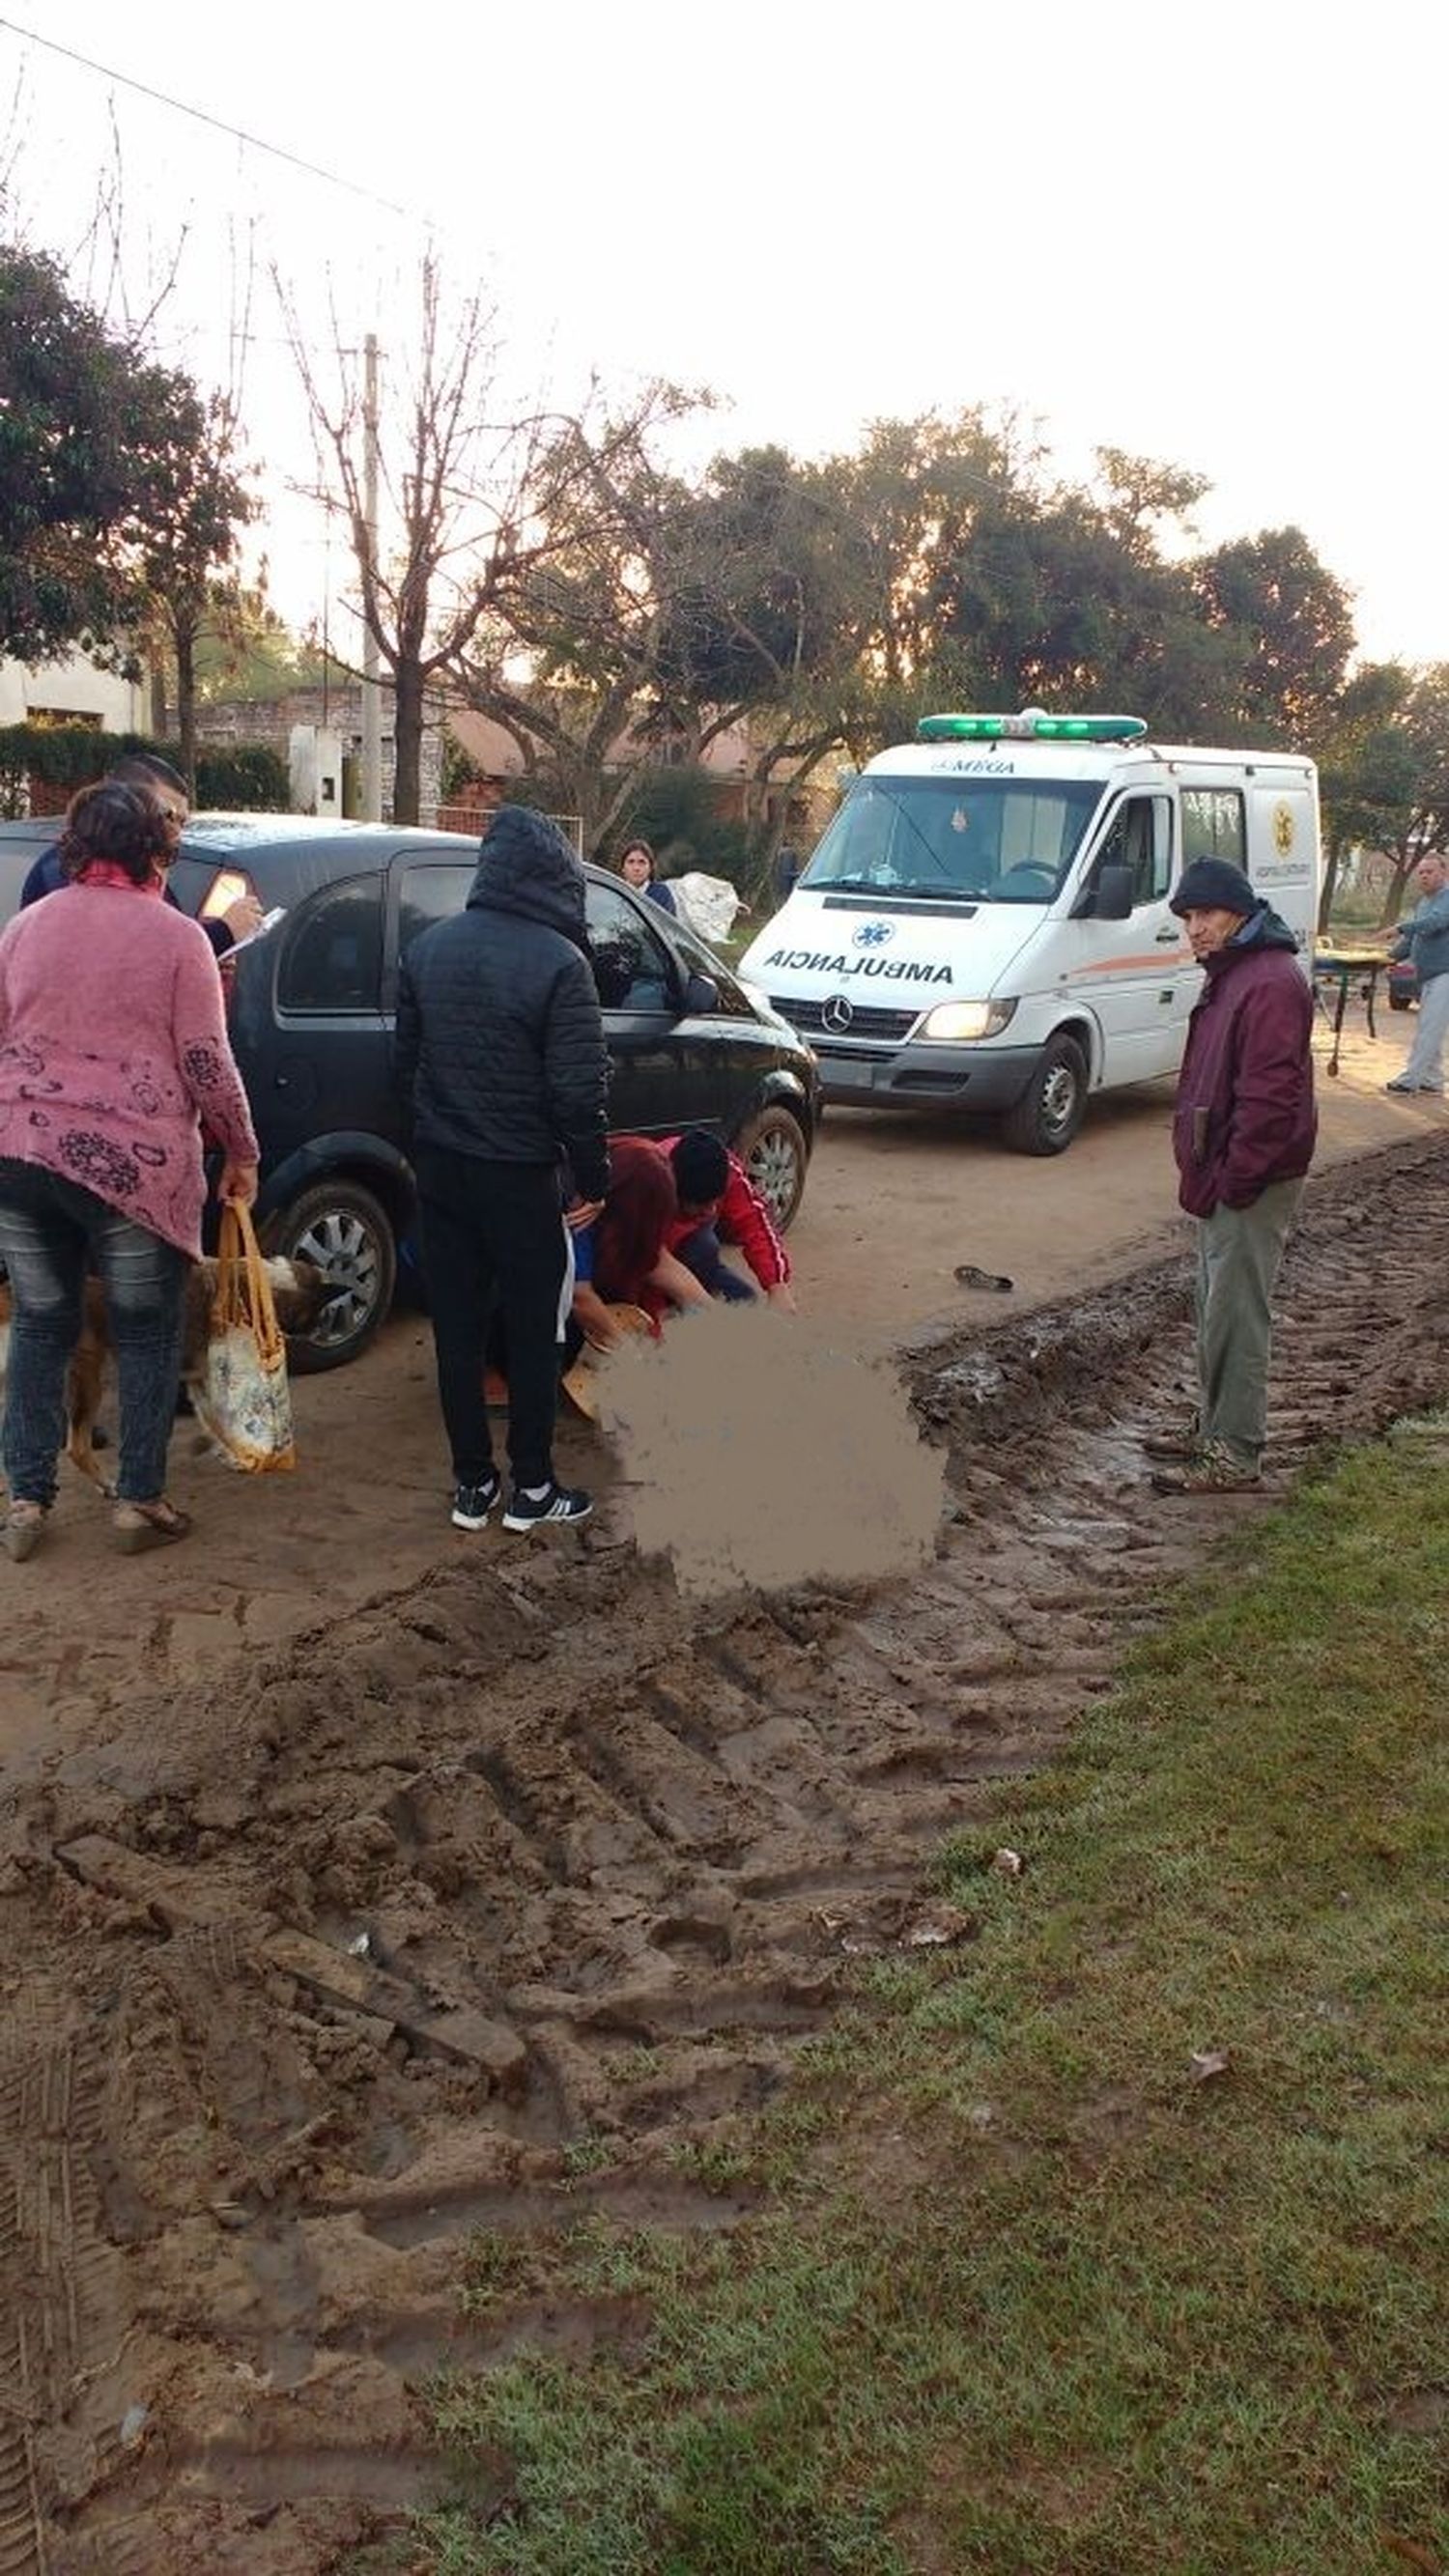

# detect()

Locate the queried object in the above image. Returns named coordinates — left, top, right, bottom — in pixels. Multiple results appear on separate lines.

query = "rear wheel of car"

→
left=731, top=1103, right=809, bottom=1231
left=265, top=1179, right=397, bottom=1373
left=1000, top=1033, right=1089, bottom=1156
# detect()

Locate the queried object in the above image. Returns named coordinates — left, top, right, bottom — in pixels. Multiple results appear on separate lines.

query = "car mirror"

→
left=681, top=969, right=719, bottom=1015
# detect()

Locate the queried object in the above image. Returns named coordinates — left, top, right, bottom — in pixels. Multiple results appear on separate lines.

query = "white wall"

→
left=0, top=653, right=150, bottom=731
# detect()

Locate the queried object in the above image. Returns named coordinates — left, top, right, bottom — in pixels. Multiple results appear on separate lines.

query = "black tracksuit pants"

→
left=413, top=1148, right=570, bottom=1492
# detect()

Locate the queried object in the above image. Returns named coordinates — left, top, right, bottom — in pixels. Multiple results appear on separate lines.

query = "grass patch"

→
left=412, top=1439, right=1448, bottom=2573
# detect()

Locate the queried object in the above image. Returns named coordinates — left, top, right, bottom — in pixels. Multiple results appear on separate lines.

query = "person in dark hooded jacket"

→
left=393, top=806, right=610, bottom=1533
left=1146, top=856, right=1316, bottom=1495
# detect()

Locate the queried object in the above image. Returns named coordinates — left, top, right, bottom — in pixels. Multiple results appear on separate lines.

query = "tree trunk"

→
left=175, top=621, right=198, bottom=798
left=392, top=661, right=424, bottom=825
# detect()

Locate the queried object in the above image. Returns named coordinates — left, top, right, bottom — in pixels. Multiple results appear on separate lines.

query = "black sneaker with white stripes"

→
left=451, top=1472, right=501, bottom=1531
left=501, top=1481, right=593, bottom=1533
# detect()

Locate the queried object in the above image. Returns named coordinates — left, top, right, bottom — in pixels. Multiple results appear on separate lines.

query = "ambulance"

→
left=737, top=711, right=1321, bottom=1153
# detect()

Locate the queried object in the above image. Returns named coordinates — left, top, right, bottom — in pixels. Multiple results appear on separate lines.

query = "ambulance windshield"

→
left=803, top=776, right=1102, bottom=903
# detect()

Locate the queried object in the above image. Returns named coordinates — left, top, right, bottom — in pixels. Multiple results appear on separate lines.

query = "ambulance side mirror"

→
left=1077, top=862, right=1133, bottom=921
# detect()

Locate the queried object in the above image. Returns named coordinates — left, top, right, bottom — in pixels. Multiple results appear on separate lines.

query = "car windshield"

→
left=802, top=776, right=1103, bottom=903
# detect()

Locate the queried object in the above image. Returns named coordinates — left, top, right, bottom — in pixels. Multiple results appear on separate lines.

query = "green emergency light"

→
left=916, top=711, right=1149, bottom=744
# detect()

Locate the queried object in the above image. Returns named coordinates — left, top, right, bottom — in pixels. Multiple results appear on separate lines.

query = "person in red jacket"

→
left=661, top=1129, right=798, bottom=1313
left=1147, top=857, right=1316, bottom=1494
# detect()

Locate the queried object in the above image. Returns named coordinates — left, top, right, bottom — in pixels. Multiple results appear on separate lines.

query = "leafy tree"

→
left=0, top=241, right=210, bottom=665
left=1317, top=664, right=1449, bottom=926
left=133, top=393, right=256, bottom=789
left=1192, top=526, right=1356, bottom=747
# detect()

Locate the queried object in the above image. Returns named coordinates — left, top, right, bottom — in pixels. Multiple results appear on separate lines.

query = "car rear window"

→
left=278, top=877, right=384, bottom=1013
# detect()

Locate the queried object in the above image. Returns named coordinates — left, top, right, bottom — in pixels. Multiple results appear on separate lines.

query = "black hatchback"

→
left=1, top=816, right=818, bottom=1366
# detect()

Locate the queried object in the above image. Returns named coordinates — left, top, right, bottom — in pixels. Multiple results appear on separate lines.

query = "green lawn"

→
left=403, top=1430, right=1448, bottom=2576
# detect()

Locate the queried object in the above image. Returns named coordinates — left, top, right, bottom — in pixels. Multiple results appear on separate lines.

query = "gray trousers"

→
left=1399, top=969, right=1449, bottom=1090
left=1195, top=1178, right=1303, bottom=1468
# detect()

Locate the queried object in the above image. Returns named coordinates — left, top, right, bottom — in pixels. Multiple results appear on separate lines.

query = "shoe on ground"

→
left=2, top=1501, right=48, bottom=1563
left=451, top=1473, right=501, bottom=1531
left=1384, top=1079, right=1436, bottom=1094
left=501, top=1481, right=593, bottom=1533
left=1142, top=1417, right=1202, bottom=1461
left=1151, top=1441, right=1262, bottom=1495
left=113, top=1498, right=192, bottom=1553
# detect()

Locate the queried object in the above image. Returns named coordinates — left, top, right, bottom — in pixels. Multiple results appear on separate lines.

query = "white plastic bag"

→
left=669, top=872, right=743, bottom=946
left=193, top=1204, right=298, bottom=1473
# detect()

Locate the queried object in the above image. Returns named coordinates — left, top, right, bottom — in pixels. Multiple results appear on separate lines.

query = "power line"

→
left=0, top=14, right=414, bottom=218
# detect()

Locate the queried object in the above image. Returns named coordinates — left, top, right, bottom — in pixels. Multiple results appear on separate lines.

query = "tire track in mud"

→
left=2, top=1131, right=1447, bottom=2572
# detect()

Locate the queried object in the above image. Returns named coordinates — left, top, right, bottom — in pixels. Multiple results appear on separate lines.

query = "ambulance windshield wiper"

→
left=813, top=875, right=970, bottom=898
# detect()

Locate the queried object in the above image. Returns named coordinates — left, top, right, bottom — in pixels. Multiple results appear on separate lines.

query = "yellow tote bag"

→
left=194, top=1203, right=298, bottom=1473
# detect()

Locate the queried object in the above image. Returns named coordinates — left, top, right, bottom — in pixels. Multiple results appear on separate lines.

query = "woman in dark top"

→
left=617, top=838, right=677, bottom=917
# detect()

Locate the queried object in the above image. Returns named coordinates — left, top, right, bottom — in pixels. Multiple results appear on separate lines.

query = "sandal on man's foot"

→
left=113, top=1498, right=192, bottom=1554
left=2, top=1501, right=49, bottom=1564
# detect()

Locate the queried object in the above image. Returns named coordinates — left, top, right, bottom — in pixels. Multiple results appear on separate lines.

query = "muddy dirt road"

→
left=1, top=1024, right=1445, bottom=2573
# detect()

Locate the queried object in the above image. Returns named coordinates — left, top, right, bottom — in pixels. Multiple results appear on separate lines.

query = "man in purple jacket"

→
left=1147, top=857, right=1317, bottom=1494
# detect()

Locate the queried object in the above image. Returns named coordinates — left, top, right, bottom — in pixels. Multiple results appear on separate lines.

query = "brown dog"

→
left=0, top=1255, right=331, bottom=1495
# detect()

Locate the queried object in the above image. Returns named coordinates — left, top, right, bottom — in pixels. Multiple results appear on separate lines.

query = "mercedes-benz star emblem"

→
left=821, top=995, right=854, bottom=1033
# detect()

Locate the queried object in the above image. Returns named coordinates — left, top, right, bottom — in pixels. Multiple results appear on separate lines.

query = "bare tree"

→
left=280, top=254, right=571, bottom=824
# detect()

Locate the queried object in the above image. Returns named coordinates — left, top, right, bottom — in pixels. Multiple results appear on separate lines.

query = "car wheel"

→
left=731, top=1103, right=809, bottom=1231
left=1001, top=1033, right=1089, bottom=1156
left=265, top=1179, right=397, bottom=1372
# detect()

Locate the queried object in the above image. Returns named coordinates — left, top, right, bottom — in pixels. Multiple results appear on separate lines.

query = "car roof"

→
left=178, top=812, right=627, bottom=891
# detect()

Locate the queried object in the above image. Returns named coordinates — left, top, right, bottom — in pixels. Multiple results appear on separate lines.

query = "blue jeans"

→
left=674, top=1224, right=757, bottom=1302
left=0, top=1160, right=187, bottom=1507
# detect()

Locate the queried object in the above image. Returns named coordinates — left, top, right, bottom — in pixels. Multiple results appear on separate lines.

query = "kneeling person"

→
left=663, top=1129, right=797, bottom=1313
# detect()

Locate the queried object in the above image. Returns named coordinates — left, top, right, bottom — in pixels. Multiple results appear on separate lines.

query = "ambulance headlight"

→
left=920, top=998, right=1018, bottom=1042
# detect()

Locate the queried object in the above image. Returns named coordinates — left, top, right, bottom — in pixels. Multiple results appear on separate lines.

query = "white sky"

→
left=2, top=0, right=1442, bottom=670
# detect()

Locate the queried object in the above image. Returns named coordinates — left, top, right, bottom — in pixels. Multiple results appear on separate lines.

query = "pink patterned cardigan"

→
left=0, top=882, right=260, bottom=1260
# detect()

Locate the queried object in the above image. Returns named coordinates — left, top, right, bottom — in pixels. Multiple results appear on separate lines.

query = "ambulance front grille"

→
left=769, top=998, right=920, bottom=1043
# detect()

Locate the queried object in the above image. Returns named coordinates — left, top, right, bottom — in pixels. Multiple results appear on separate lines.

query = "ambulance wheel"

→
left=1001, top=1033, right=1089, bottom=1156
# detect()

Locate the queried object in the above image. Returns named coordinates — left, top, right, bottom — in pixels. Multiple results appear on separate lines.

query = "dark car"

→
left=0, top=815, right=819, bottom=1367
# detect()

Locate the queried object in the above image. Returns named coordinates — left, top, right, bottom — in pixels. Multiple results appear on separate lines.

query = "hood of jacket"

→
left=1205, top=898, right=1300, bottom=975
left=467, top=804, right=589, bottom=951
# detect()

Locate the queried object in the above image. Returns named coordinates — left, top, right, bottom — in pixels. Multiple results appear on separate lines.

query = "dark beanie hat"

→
left=670, top=1128, right=729, bottom=1204
left=1170, top=858, right=1258, bottom=919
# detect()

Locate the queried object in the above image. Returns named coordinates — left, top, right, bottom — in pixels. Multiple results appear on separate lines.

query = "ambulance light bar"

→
left=917, top=712, right=1149, bottom=744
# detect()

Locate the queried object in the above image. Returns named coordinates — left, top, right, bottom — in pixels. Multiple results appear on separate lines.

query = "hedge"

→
left=0, top=724, right=289, bottom=814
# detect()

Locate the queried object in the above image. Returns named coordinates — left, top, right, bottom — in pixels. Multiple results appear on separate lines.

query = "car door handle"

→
left=1155, top=927, right=1182, bottom=944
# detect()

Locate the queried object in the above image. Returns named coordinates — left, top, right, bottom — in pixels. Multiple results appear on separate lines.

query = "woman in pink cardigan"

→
left=0, top=778, right=260, bottom=1560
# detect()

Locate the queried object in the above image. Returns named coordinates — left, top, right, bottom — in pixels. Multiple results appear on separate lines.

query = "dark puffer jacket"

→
left=393, top=807, right=611, bottom=1199
left=1173, top=903, right=1317, bottom=1217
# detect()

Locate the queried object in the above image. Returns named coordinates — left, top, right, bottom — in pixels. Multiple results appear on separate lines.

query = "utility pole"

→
left=360, top=332, right=383, bottom=821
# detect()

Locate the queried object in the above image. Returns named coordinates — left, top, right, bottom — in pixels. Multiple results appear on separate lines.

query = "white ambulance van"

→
left=737, top=711, right=1321, bottom=1153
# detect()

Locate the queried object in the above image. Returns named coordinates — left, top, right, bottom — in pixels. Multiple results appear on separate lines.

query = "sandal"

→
left=113, top=1498, right=193, bottom=1554
left=2, top=1501, right=49, bottom=1565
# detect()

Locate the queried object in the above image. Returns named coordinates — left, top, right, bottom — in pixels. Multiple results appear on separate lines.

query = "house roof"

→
left=446, top=708, right=527, bottom=779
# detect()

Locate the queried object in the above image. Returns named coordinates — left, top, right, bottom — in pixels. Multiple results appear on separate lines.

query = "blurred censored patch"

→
left=594, top=1304, right=943, bottom=1598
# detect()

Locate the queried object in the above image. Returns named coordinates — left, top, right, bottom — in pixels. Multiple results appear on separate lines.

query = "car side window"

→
left=585, top=882, right=675, bottom=1011
left=1094, top=796, right=1173, bottom=908
left=397, top=863, right=475, bottom=956
left=277, top=877, right=384, bottom=1014
left=1180, top=787, right=1246, bottom=866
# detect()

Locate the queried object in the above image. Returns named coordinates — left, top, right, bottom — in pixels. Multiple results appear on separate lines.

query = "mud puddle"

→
left=2, top=1132, right=1447, bottom=2572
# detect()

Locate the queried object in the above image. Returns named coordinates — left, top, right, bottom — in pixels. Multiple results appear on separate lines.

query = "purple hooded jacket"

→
left=1173, top=906, right=1317, bottom=1218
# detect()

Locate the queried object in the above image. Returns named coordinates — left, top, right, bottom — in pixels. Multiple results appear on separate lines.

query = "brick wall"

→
left=196, top=684, right=447, bottom=820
